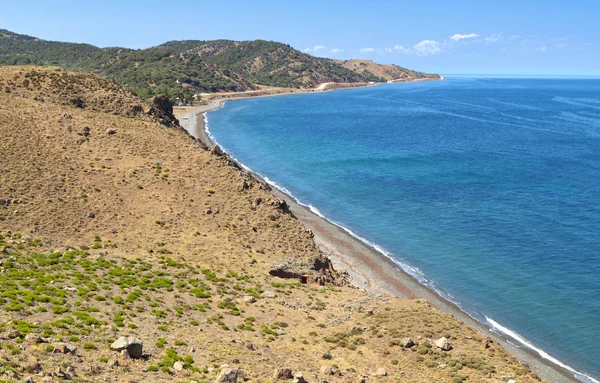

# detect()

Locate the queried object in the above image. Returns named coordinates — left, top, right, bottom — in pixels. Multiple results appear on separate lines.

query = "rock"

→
left=88, top=212, right=95, bottom=219
left=24, top=358, right=42, bottom=374
left=52, top=343, right=74, bottom=354
left=293, top=371, right=306, bottom=383
left=243, top=295, right=256, bottom=303
left=263, top=290, right=276, bottom=298
left=205, top=208, right=213, bottom=214
left=209, top=145, right=224, bottom=156
left=110, top=336, right=143, bottom=358
left=375, top=368, right=387, bottom=377
left=71, top=96, right=85, bottom=108
left=7, top=329, right=21, bottom=339
left=273, top=368, right=293, bottom=380
left=54, top=367, right=70, bottom=379
left=189, top=347, right=196, bottom=353
left=507, top=380, right=516, bottom=383
left=23, top=377, right=34, bottom=383
left=24, top=333, right=46, bottom=344
left=270, top=198, right=289, bottom=213
left=106, top=129, right=117, bottom=135
left=120, top=349, right=130, bottom=359
left=482, top=339, right=490, bottom=349
left=400, top=337, right=415, bottom=348
left=215, top=368, right=244, bottom=383
left=148, top=94, right=179, bottom=126
left=245, top=342, right=256, bottom=351
left=435, top=337, right=452, bottom=351
left=173, top=361, right=184, bottom=371
left=322, top=349, right=333, bottom=360
left=321, top=366, right=334, bottom=375
left=107, top=359, right=119, bottom=368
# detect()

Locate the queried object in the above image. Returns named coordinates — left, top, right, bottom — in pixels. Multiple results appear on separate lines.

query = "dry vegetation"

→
left=0, top=66, right=541, bottom=383
left=335, top=60, right=439, bottom=82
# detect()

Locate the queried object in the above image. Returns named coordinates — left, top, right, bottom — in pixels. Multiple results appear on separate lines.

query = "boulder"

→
left=24, top=333, right=46, bottom=344
left=148, top=94, right=179, bottom=126
left=273, top=368, right=293, bottom=380
left=173, top=361, right=184, bottom=371
left=7, top=329, right=21, bottom=339
left=435, top=337, right=452, bottom=351
left=243, top=295, right=256, bottom=303
left=209, top=145, right=224, bottom=156
left=106, top=128, right=117, bottom=135
left=205, top=208, right=213, bottom=214
left=322, top=349, right=333, bottom=360
left=293, top=371, right=306, bottom=383
left=52, top=343, right=75, bottom=354
left=215, top=368, right=244, bottom=383
left=110, top=336, right=143, bottom=358
left=400, top=337, right=415, bottom=348
left=375, top=368, right=387, bottom=377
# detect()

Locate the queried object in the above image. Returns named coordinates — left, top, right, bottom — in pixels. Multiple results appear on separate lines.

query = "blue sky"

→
left=1, top=0, right=598, bottom=75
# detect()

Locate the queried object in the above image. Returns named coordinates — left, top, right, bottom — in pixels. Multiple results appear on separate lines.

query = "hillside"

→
left=336, top=59, right=439, bottom=82
left=0, top=29, right=440, bottom=99
left=0, top=66, right=548, bottom=383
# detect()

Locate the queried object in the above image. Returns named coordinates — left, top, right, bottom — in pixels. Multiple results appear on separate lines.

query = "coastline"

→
left=177, top=84, right=584, bottom=383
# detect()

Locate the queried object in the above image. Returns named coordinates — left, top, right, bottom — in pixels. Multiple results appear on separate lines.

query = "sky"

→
left=1, top=0, right=598, bottom=76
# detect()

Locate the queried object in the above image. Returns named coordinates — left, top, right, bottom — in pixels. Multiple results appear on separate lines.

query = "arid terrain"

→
left=0, top=66, right=548, bottom=383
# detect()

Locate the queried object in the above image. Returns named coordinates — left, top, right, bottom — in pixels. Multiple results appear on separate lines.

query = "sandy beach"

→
left=176, top=86, right=580, bottom=383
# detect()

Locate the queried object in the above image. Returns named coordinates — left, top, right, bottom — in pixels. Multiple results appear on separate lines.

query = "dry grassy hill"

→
left=0, top=66, right=542, bottom=383
left=335, top=60, right=440, bottom=82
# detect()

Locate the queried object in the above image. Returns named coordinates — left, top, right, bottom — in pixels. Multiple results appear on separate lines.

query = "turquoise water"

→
left=206, top=77, right=600, bottom=382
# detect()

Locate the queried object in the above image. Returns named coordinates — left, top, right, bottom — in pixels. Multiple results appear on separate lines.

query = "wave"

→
left=201, top=104, right=598, bottom=383
left=486, top=317, right=600, bottom=383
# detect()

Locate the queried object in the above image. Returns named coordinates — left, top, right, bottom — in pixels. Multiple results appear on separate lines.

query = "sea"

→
left=204, top=76, right=600, bottom=382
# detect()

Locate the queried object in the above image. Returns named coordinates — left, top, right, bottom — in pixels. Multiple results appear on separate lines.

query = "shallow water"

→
left=207, top=77, right=600, bottom=381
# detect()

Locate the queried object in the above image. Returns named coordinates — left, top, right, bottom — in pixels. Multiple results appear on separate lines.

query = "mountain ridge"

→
left=0, top=29, right=440, bottom=99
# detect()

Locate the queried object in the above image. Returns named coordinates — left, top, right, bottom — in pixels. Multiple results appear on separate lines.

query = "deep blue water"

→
left=206, top=77, right=600, bottom=382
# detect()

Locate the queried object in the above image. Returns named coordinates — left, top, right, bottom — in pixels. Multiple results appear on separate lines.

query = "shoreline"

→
left=177, top=83, right=585, bottom=383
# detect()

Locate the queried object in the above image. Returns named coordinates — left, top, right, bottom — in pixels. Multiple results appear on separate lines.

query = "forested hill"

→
left=0, top=29, right=440, bottom=99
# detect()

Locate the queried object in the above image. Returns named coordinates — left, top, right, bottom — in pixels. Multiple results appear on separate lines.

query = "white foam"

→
left=486, top=317, right=600, bottom=383
left=201, top=106, right=599, bottom=383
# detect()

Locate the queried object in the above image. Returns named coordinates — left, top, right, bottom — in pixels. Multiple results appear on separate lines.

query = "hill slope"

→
left=0, top=29, right=440, bottom=99
left=336, top=59, right=439, bottom=82
left=0, top=66, right=545, bottom=383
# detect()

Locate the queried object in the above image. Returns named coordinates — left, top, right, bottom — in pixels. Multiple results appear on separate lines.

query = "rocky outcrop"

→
left=269, top=254, right=350, bottom=286
left=110, top=336, right=143, bottom=358
left=435, top=337, right=452, bottom=351
left=215, top=368, right=244, bottom=383
left=273, top=368, right=293, bottom=380
left=147, top=94, right=179, bottom=126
